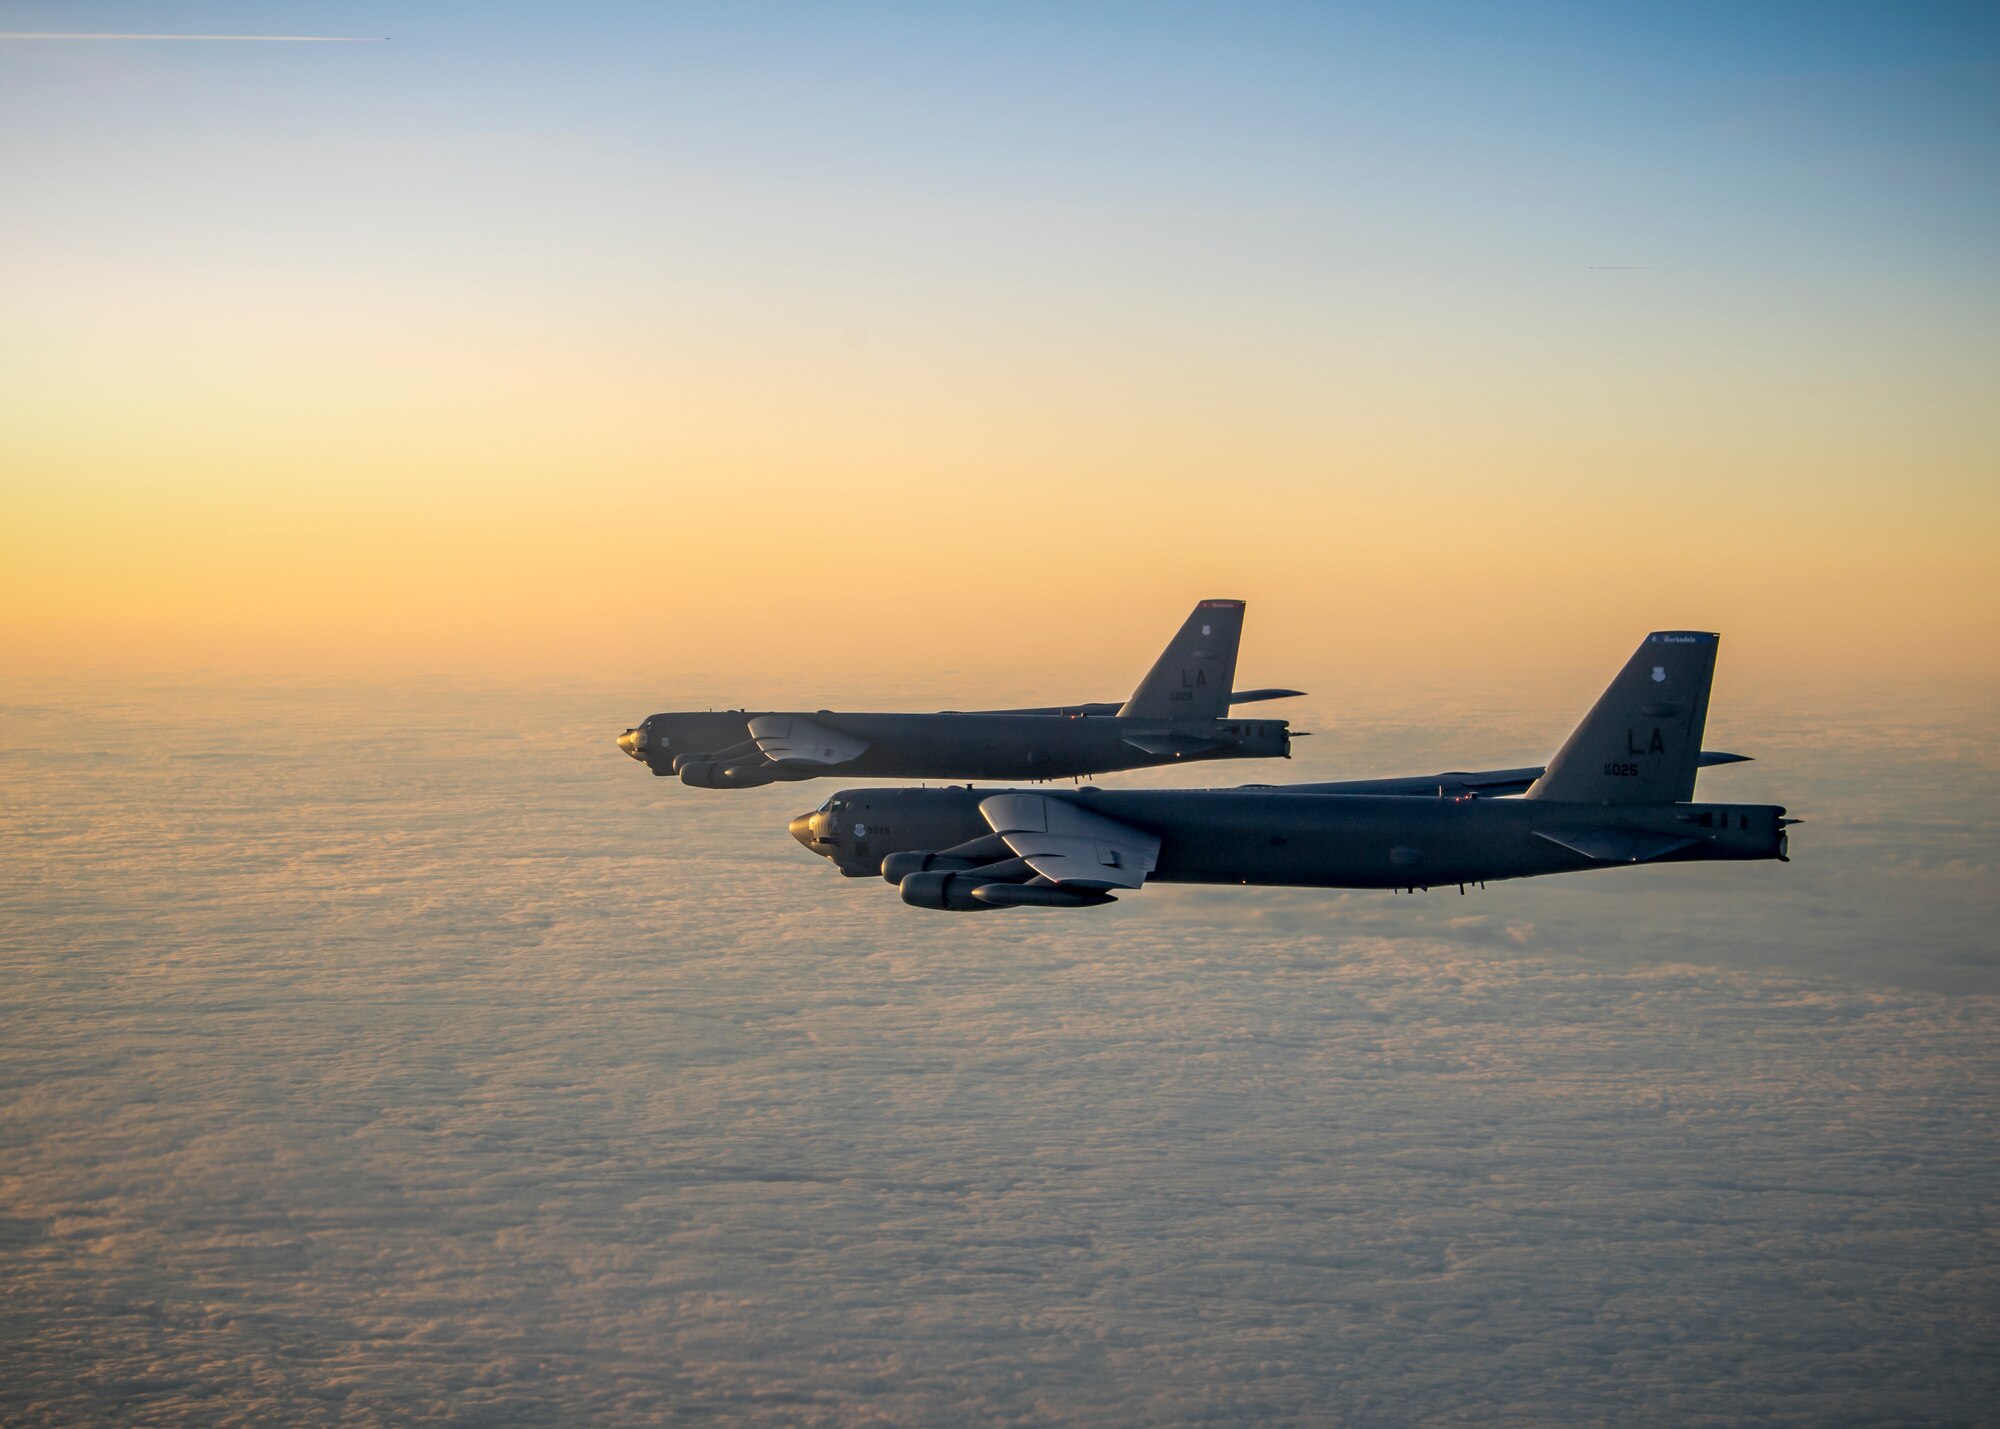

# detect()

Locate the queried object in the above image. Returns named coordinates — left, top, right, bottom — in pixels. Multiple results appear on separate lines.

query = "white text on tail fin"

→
left=1526, top=632, right=1719, bottom=805
left=1118, top=600, right=1246, bottom=722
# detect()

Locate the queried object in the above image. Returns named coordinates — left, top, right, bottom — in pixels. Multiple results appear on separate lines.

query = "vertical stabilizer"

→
left=1526, top=632, right=1719, bottom=804
left=1118, top=600, right=1245, bottom=721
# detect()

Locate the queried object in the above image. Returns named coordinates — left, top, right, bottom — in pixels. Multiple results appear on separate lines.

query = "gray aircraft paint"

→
left=792, top=750, right=1758, bottom=878
left=1118, top=599, right=1244, bottom=721
left=617, top=600, right=1301, bottom=788
left=1527, top=631, right=1716, bottom=804
left=789, top=633, right=1790, bottom=909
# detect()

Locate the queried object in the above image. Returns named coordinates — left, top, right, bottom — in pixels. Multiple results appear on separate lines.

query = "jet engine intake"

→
left=898, top=870, right=1006, bottom=912
left=678, top=760, right=775, bottom=789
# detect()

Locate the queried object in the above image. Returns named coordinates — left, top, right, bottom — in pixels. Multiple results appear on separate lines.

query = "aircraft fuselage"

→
left=793, top=785, right=1788, bottom=889
left=622, top=710, right=1291, bottom=785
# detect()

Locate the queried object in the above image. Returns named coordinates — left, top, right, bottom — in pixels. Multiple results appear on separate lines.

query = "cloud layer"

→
left=2, top=679, right=1996, bottom=1424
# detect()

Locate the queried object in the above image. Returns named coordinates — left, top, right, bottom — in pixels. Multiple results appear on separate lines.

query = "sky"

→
left=2, top=1, right=1996, bottom=685
left=4, top=12, right=1999, bottom=1417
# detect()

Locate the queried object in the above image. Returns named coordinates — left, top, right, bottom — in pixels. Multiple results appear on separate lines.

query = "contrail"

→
left=0, top=33, right=386, bottom=42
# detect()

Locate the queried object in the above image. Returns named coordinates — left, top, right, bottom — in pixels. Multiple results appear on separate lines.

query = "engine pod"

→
left=969, top=882, right=1116, bottom=909
left=898, top=870, right=1003, bottom=912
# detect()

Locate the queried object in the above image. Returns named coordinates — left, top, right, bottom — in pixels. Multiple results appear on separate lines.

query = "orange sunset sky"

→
left=3, top=4, right=1995, bottom=688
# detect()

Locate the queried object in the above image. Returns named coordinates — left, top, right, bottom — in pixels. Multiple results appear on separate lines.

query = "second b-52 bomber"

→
left=789, top=632, right=1793, bottom=910
left=617, top=600, right=1302, bottom=789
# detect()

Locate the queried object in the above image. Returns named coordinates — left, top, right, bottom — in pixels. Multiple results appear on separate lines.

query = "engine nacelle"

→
left=674, top=739, right=761, bottom=775
left=971, top=882, right=1116, bottom=910
left=898, top=869, right=1116, bottom=911
left=678, top=760, right=774, bottom=790
left=881, top=851, right=977, bottom=884
left=898, top=870, right=1005, bottom=912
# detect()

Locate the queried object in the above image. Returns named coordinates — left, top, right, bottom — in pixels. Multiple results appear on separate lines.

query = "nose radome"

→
left=789, top=812, right=817, bottom=849
left=617, top=726, right=647, bottom=760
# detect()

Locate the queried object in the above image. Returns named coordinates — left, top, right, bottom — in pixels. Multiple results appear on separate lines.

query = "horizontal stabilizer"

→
left=1229, top=688, right=1305, bottom=705
left=747, top=714, right=869, bottom=766
left=979, top=793, right=1159, bottom=889
left=1534, top=829, right=1699, bottom=864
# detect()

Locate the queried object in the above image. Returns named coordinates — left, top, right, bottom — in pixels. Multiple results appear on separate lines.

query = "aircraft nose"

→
left=789, top=811, right=819, bottom=850
left=617, top=725, right=647, bottom=761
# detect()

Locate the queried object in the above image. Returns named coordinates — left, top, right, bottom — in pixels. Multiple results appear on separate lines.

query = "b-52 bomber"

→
left=789, top=632, right=1794, bottom=911
left=618, top=600, right=1302, bottom=789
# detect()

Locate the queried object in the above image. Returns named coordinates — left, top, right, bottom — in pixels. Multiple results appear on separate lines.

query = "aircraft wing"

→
left=973, top=690, right=1301, bottom=718
left=1274, top=751, right=1751, bottom=799
left=971, top=701, right=1124, bottom=716
left=1275, top=766, right=1552, bottom=797
left=746, top=714, right=871, bottom=766
left=977, top=793, right=1159, bottom=890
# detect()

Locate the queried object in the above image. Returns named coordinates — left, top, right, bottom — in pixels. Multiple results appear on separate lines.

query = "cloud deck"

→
left=3, top=681, right=1996, bottom=1423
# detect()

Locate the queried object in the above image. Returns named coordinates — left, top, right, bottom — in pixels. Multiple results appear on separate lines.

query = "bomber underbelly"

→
left=1145, top=806, right=1581, bottom=890
left=850, top=726, right=1128, bottom=780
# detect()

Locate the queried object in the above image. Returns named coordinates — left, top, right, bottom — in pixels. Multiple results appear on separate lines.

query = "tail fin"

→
left=1118, top=600, right=1245, bottom=721
left=1526, top=632, right=1719, bottom=805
